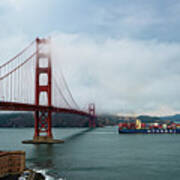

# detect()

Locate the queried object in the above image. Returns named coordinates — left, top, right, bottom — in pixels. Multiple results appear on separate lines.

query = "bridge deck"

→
left=0, top=102, right=90, bottom=117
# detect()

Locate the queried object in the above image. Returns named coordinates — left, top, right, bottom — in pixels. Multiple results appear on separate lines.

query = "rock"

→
left=33, top=172, right=45, bottom=180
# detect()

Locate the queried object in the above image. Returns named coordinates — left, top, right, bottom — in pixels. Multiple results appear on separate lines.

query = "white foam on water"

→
left=33, top=169, right=65, bottom=180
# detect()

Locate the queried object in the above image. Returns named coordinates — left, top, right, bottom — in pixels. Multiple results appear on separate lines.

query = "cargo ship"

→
left=118, top=119, right=180, bottom=134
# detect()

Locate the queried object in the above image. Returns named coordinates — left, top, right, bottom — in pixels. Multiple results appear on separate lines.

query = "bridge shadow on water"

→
left=62, top=128, right=94, bottom=142
left=26, top=128, right=96, bottom=178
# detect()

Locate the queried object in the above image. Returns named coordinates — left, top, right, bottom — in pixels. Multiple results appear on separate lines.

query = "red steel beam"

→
left=0, top=102, right=91, bottom=117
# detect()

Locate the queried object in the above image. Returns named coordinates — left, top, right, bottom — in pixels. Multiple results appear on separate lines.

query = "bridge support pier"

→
left=22, top=37, right=64, bottom=144
left=22, top=136, right=64, bottom=144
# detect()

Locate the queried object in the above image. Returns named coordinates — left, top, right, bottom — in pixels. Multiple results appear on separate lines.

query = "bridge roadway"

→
left=0, top=102, right=91, bottom=117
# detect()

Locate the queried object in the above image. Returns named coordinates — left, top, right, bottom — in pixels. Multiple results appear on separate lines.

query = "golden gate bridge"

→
left=0, top=37, right=96, bottom=144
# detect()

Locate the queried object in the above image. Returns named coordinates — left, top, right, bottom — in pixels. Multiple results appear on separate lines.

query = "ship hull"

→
left=119, top=129, right=180, bottom=134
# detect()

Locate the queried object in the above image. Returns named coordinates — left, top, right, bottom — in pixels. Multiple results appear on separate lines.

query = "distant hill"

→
left=0, top=113, right=118, bottom=128
left=137, top=115, right=162, bottom=123
left=117, top=115, right=171, bottom=124
left=160, top=114, right=180, bottom=121
left=0, top=113, right=179, bottom=128
left=0, top=113, right=89, bottom=128
left=96, top=114, right=120, bottom=126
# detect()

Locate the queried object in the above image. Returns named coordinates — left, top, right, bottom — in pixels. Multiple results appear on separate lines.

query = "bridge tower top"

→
left=88, top=103, right=96, bottom=117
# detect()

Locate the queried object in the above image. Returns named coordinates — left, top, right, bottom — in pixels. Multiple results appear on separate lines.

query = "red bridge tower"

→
left=34, top=37, right=52, bottom=139
left=23, top=37, right=63, bottom=144
left=88, top=103, right=96, bottom=128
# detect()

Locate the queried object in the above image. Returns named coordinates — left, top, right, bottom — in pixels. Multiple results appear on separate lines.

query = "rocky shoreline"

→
left=0, top=169, right=45, bottom=180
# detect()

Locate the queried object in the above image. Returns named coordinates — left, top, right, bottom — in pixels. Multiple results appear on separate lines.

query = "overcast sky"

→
left=1, top=0, right=180, bottom=116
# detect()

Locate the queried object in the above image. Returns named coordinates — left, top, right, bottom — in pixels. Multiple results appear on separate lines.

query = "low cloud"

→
left=51, top=33, right=180, bottom=115
left=0, top=0, right=180, bottom=116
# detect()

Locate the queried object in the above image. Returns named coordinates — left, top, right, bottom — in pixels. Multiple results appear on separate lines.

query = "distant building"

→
left=0, top=151, right=25, bottom=178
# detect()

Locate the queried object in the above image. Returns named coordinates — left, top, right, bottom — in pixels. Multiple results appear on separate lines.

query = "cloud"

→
left=1, top=0, right=180, bottom=41
left=51, top=32, right=180, bottom=115
left=1, top=32, right=180, bottom=116
left=0, top=0, right=180, bottom=115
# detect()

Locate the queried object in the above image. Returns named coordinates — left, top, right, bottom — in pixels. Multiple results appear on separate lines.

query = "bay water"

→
left=1, top=127, right=180, bottom=180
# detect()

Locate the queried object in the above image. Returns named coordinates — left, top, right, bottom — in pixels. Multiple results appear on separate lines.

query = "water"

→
left=1, top=127, right=180, bottom=180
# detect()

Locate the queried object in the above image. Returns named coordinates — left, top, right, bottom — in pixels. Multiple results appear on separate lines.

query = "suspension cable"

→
left=0, top=40, right=35, bottom=69
left=0, top=52, right=36, bottom=81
